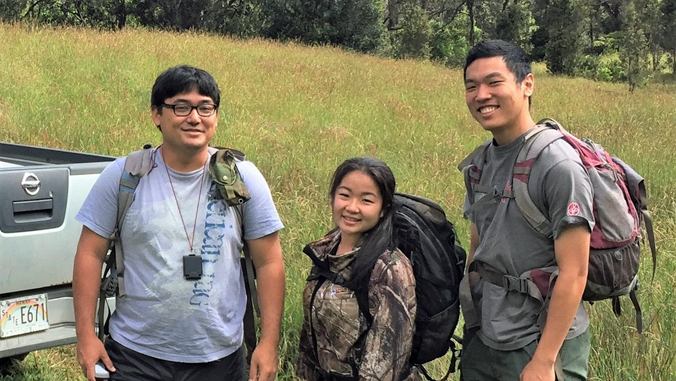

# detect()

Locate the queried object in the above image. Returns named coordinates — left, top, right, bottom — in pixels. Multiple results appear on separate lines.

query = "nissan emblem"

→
left=21, top=172, right=40, bottom=196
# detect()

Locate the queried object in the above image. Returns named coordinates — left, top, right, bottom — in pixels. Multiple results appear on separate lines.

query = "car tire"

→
left=0, top=353, right=28, bottom=374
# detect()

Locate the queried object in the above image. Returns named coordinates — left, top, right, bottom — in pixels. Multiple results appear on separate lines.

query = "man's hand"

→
left=520, top=356, right=555, bottom=381
left=76, top=335, right=115, bottom=381
left=248, top=340, right=278, bottom=381
left=521, top=224, right=590, bottom=381
left=73, top=226, right=115, bottom=380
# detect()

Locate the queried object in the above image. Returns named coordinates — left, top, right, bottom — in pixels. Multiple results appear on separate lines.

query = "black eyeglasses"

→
left=160, top=103, right=218, bottom=117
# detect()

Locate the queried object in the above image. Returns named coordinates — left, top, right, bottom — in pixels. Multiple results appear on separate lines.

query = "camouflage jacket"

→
left=296, top=230, right=420, bottom=381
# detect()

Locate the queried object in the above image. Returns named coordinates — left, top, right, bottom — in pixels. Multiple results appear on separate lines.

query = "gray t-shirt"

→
left=76, top=147, right=283, bottom=362
left=463, top=129, right=595, bottom=350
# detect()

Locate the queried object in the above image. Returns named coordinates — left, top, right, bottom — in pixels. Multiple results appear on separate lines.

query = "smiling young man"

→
left=73, top=66, right=285, bottom=381
left=459, top=40, right=594, bottom=381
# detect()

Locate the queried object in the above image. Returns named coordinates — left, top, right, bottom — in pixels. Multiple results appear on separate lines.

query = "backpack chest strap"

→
left=468, top=261, right=548, bottom=304
left=467, top=260, right=565, bottom=379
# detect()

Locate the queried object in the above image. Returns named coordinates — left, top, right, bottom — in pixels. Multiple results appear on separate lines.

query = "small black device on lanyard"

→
left=161, top=146, right=208, bottom=282
left=183, top=254, right=203, bottom=280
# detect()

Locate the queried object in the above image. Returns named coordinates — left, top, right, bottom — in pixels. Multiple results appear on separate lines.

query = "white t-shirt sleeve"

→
left=75, top=157, right=125, bottom=239
left=237, top=161, right=284, bottom=240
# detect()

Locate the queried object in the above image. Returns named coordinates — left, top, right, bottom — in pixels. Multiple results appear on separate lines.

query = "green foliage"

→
left=636, top=0, right=663, bottom=71
left=661, top=0, right=676, bottom=50
left=595, top=0, right=623, bottom=34
left=578, top=54, right=625, bottom=82
left=263, top=0, right=384, bottom=53
left=668, top=54, right=676, bottom=74
left=386, top=0, right=477, bottom=66
left=199, top=0, right=267, bottom=37
left=578, top=54, right=602, bottom=80
left=604, top=31, right=624, bottom=50
left=541, top=0, right=586, bottom=75
left=495, top=0, right=533, bottom=52
left=592, top=33, right=623, bottom=54
left=130, top=0, right=206, bottom=31
left=1, top=23, right=676, bottom=381
left=472, top=0, right=502, bottom=40
left=659, top=0, right=676, bottom=72
left=619, top=1, right=649, bottom=91
left=530, top=25, right=548, bottom=61
left=13, top=0, right=126, bottom=29
left=0, top=0, right=27, bottom=22
left=1, top=0, right=674, bottom=82
left=428, top=18, right=471, bottom=67
left=0, top=348, right=82, bottom=380
left=396, top=4, right=432, bottom=59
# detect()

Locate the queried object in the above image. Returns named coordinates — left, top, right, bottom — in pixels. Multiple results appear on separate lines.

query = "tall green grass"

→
left=1, top=23, right=674, bottom=380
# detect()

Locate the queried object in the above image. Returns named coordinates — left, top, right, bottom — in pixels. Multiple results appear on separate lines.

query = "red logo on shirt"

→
left=567, top=202, right=580, bottom=216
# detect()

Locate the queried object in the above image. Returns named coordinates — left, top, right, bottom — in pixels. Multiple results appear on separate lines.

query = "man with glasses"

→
left=73, top=65, right=285, bottom=381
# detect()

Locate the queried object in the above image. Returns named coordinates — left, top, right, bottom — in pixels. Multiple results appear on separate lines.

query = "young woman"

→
left=296, top=157, right=420, bottom=381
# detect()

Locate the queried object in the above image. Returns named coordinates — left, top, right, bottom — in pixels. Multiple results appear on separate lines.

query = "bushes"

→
left=386, top=10, right=473, bottom=68
left=578, top=55, right=626, bottom=82
left=428, top=20, right=472, bottom=67
left=397, top=4, right=432, bottom=59
left=264, top=0, right=385, bottom=53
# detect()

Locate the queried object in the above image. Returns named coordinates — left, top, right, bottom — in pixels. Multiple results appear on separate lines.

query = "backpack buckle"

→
left=100, top=273, right=118, bottom=297
left=503, top=275, right=529, bottom=294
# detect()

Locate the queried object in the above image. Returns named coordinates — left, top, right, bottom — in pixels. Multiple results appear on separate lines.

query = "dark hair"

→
left=464, top=40, right=532, bottom=83
left=329, top=157, right=397, bottom=290
left=151, top=65, right=221, bottom=110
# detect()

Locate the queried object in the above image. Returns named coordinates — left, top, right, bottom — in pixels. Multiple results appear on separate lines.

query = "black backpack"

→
left=305, top=193, right=466, bottom=381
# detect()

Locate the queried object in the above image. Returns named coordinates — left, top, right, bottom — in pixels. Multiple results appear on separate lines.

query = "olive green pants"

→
left=460, top=328, right=590, bottom=381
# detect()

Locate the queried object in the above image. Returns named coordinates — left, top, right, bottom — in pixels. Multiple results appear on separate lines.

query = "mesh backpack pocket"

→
left=585, top=240, right=640, bottom=301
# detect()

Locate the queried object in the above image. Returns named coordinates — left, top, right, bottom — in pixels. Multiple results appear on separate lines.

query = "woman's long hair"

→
left=329, top=157, right=397, bottom=291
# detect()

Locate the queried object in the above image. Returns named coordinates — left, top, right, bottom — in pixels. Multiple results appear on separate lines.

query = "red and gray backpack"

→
left=459, top=119, right=657, bottom=333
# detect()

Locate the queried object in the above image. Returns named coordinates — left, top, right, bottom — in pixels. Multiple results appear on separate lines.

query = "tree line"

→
left=2, top=0, right=675, bottom=89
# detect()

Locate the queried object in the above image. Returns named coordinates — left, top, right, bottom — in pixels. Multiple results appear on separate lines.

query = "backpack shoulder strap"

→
left=459, top=140, right=496, bottom=218
left=215, top=149, right=270, bottom=364
left=113, top=144, right=154, bottom=296
left=303, top=239, right=373, bottom=324
left=458, top=139, right=492, bottom=192
left=232, top=205, right=259, bottom=314
left=216, top=149, right=258, bottom=363
left=98, top=143, right=152, bottom=341
left=116, top=145, right=154, bottom=228
left=512, top=121, right=565, bottom=238
left=209, top=147, right=250, bottom=206
left=457, top=139, right=492, bottom=173
left=212, top=150, right=254, bottom=308
left=234, top=204, right=260, bottom=364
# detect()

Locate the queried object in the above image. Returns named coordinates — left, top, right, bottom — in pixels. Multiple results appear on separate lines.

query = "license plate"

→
left=0, top=294, right=49, bottom=338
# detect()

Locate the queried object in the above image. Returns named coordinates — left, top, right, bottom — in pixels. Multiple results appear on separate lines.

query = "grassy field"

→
left=0, top=23, right=675, bottom=380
